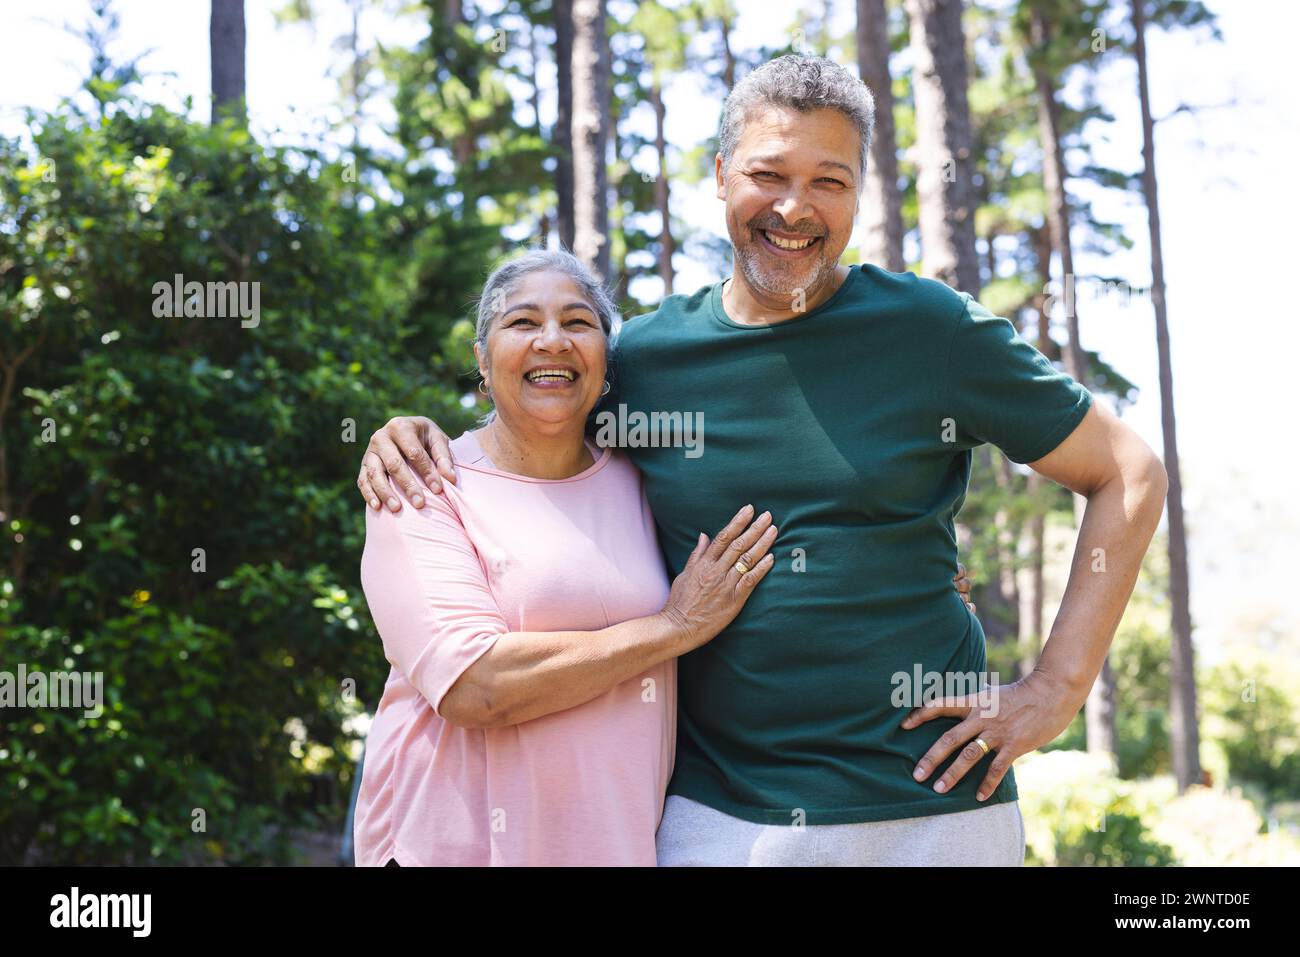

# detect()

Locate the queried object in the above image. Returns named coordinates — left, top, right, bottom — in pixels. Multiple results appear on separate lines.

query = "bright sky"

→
left=3, top=0, right=1295, bottom=661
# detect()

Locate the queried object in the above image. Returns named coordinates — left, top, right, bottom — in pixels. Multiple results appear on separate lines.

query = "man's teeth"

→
left=525, top=369, right=576, bottom=382
left=763, top=231, right=817, bottom=250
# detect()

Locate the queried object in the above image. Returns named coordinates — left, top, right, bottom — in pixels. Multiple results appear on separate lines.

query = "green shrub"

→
left=1016, top=751, right=1177, bottom=866
left=0, top=97, right=479, bottom=863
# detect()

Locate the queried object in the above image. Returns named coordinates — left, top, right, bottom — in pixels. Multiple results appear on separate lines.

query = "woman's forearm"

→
left=441, top=612, right=690, bottom=728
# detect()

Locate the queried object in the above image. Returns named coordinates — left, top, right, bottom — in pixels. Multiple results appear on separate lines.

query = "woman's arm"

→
left=440, top=612, right=682, bottom=729
left=361, top=494, right=776, bottom=730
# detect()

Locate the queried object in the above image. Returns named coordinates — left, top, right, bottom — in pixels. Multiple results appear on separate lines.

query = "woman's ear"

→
left=473, top=340, right=488, bottom=383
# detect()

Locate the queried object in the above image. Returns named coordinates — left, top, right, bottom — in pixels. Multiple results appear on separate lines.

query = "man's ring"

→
left=975, top=737, right=990, bottom=754
left=734, top=559, right=750, bottom=575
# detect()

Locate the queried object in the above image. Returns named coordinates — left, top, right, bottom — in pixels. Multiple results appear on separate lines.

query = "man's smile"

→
left=756, top=228, right=824, bottom=257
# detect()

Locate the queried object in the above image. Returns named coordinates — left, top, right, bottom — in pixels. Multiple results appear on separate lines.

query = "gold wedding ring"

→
left=734, top=559, right=751, bottom=575
left=975, top=737, right=990, bottom=754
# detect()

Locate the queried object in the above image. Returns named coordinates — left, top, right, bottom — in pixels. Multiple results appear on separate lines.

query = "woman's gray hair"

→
left=718, top=54, right=875, bottom=189
left=472, top=248, right=621, bottom=423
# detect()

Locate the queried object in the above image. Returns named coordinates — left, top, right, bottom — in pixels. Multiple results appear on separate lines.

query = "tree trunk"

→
left=209, top=0, right=247, bottom=124
left=570, top=0, right=611, bottom=280
left=347, top=0, right=364, bottom=156
left=608, top=93, right=628, bottom=301
left=985, top=448, right=1022, bottom=648
left=1020, top=225, right=1053, bottom=679
left=719, top=14, right=736, bottom=89
left=1028, top=7, right=1085, bottom=384
left=856, top=0, right=905, bottom=271
left=649, top=82, right=674, bottom=294
left=1028, top=3, right=1117, bottom=760
left=904, top=0, right=980, bottom=294
left=531, top=20, right=550, bottom=246
left=554, top=0, right=576, bottom=251
left=1019, top=473, right=1046, bottom=677
left=1133, top=0, right=1200, bottom=791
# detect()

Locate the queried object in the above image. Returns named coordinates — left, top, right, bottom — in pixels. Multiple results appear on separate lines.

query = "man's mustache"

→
left=747, top=219, right=826, bottom=237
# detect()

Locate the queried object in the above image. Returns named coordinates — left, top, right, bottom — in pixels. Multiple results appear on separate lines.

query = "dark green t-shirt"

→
left=609, top=263, right=1093, bottom=825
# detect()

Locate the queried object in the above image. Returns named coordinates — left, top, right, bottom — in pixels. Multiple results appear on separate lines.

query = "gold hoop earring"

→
left=478, top=380, right=490, bottom=396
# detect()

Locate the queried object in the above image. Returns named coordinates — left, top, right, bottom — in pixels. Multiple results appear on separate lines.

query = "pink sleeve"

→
left=360, top=492, right=508, bottom=718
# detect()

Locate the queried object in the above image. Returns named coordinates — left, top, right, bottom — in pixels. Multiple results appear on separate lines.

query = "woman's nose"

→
left=533, top=319, right=571, bottom=350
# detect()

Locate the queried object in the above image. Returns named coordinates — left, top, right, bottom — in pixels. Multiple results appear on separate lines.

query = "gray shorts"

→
left=656, top=794, right=1025, bottom=866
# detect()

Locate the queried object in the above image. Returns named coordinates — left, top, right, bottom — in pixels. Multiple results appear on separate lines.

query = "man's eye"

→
left=818, top=178, right=846, bottom=187
left=753, top=171, right=779, bottom=179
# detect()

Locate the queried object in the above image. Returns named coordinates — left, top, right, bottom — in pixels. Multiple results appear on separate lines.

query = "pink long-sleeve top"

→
left=354, top=429, right=675, bottom=866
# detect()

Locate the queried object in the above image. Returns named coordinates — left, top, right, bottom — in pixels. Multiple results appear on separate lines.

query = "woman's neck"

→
left=476, top=419, right=594, bottom=479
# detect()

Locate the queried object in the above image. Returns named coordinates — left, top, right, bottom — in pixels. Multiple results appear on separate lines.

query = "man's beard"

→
left=731, top=219, right=837, bottom=306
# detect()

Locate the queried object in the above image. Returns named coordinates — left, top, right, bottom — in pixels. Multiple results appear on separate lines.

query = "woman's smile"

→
left=523, top=365, right=581, bottom=389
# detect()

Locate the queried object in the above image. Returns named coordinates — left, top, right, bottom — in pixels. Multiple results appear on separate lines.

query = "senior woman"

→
left=353, top=249, right=779, bottom=867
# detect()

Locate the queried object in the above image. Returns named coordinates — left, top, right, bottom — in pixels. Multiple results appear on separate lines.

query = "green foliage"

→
left=1203, top=658, right=1300, bottom=807
left=0, top=94, right=475, bottom=863
left=1111, top=619, right=1172, bottom=778
left=1017, top=751, right=1178, bottom=866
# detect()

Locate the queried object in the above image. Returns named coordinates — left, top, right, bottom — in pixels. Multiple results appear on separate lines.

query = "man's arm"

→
left=905, top=400, right=1168, bottom=798
left=355, top=415, right=981, bottom=607
left=357, top=416, right=458, bottom=511
left=1022, top=399, right=1168, bottom=702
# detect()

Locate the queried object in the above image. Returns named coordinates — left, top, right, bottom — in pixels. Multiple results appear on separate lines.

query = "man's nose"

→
left=772, top=192, right=814, bottom=226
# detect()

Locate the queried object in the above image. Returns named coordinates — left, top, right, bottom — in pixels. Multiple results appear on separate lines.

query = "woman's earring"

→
left=478, top=380, right=490, bottom=396
left=601, top=380, right=611, bottom=397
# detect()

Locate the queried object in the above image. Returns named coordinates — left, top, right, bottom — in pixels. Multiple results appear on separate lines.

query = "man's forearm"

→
left=1033, top=457, right=1168, bottom=706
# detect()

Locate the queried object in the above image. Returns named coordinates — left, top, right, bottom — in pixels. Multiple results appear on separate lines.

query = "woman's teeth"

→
left=762, top=231, right=818, bottom=250
left=525, top=369, right=577, bottom=382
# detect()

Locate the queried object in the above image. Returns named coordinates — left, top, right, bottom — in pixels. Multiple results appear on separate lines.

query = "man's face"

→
left=716, top=106, right=861, bottom=304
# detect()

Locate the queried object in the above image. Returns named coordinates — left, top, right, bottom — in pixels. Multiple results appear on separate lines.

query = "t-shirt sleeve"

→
left=941, top=293, right=1093, bottom=464
left=360, top=489, right=508, bottom=718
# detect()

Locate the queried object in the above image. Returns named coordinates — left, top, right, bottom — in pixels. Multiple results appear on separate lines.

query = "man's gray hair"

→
left=718, top=54, right=875, bottom=188
left=472, top=248, right=620, bottom=423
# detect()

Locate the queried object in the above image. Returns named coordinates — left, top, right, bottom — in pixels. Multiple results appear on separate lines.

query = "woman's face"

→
left=475, top=270, right=608, bottom=434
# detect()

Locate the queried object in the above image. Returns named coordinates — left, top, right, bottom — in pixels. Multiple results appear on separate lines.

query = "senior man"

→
left=357, top=55, right=1168, bottom=866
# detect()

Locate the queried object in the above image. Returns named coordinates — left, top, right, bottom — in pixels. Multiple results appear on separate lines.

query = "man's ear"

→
left=715, top=152, right=726, bottom=200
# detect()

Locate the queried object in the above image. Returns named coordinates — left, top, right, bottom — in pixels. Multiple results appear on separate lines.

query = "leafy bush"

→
left=0, top=97, right=481, bottom=863
left=1202, top=649, right=1300, bottom=807
left=1016, top=750, right=1177, bottom=866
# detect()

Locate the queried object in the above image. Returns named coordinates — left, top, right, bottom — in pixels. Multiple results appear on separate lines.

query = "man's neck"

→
left=722, top=263, right=852, bottom=327
left=477, top=419, right=593, bottom=479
